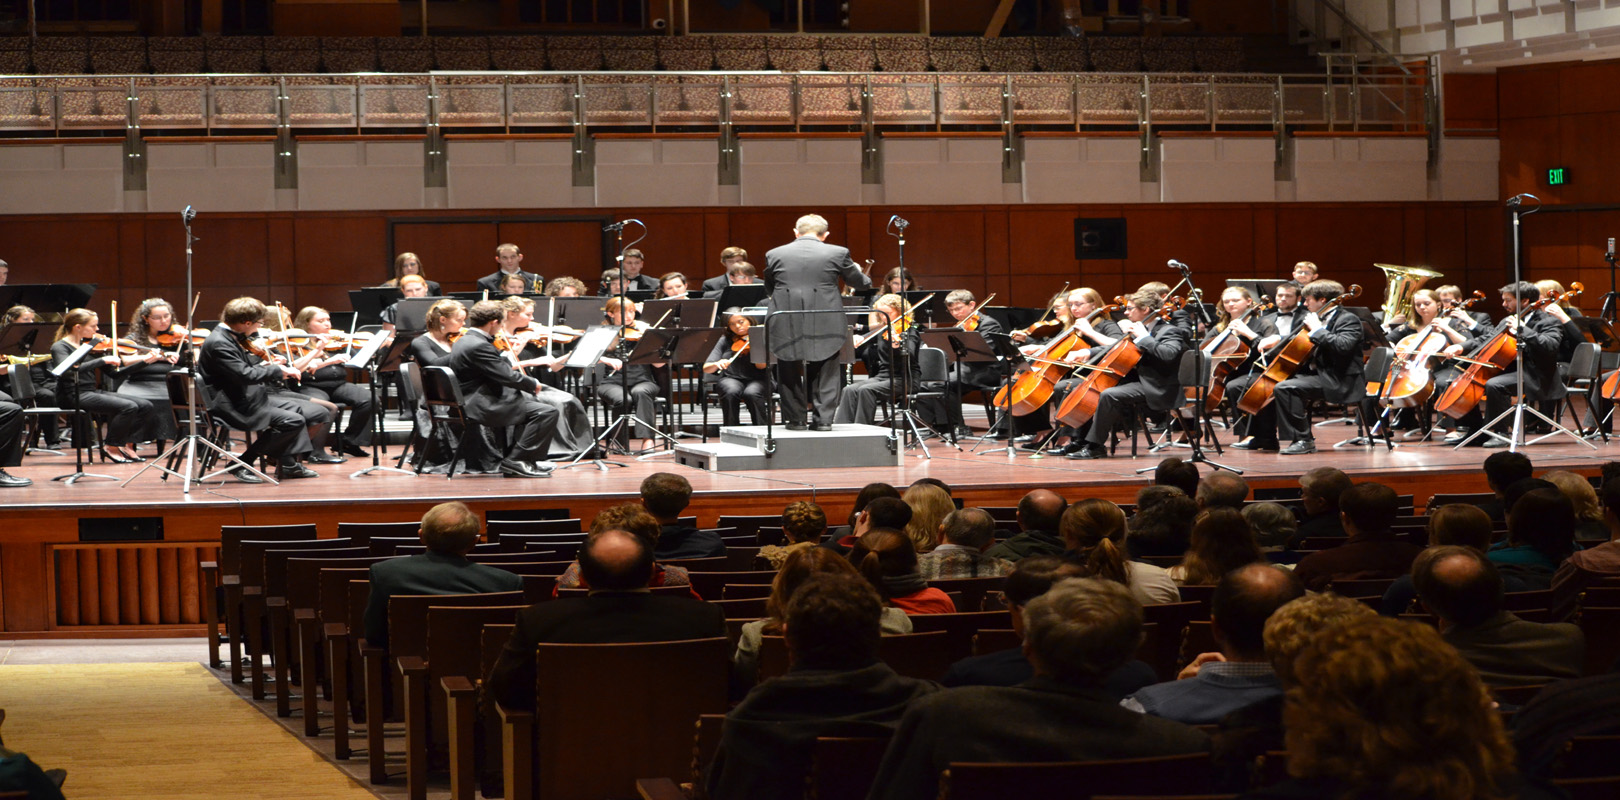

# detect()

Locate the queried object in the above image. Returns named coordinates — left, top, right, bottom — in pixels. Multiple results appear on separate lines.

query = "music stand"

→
left=670, top=325, right=728, bottom=438
left=0, top=283, right=98, bottom=314
left=555, top=297, right=608, bottom=330
left=1227, top=279, right=1287, bottom=302
left=386, top=298, right=440, bottom=333
left=349, top=288, right=404, bottom=327
left=919, top=328, right=996, bottom=447
left=0, top=322, right=56, bottom=358
left=349, top=331, right=417, bottom=479
left=1573, top=316, right=1620, bottom=351
left=902, top=291, right=948, bottom=327
left=447, top=291, right=487, bottom=307
left=49, top=342, right=117, bottom=484
left=715, top=284, right=768, bottom=310
left=1342, top=306, right=1389, bottom=348
left=561, top=325, right=629, bottom=472
left=642, top=298, right=718, bottom=329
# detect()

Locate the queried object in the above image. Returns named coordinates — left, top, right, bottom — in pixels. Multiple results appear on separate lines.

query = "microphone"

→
left=1608, top=238, right=1615, bottom=258
left=890, top=215, right=910, bottom=229
left=182, top=205, right=196, bottom=224
left=603, top=221, right=626, bottom=232
left=1507, top=196, right=1522, bottom=208
left=1167, top=259, right=1188, bottom=270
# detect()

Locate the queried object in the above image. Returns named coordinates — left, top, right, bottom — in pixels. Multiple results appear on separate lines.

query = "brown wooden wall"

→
left=0, top=202, right=1515, bottom=323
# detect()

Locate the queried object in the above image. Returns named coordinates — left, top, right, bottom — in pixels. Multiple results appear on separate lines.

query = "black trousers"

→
left=0, top=400, right=22, bottom=467
left=714, top=377, right=769, bottom=426
left=237, top=405, right=312, bottom=467
left=597, top=379, right=660, bottom=438
left=69, top=389, right=159, bottom=447
left=777, top=357, right=841, bottom=426
left=466, top=392, right=559, bottom=463
left=1272, top=375, right=1348, bottom=442
left=835, top=377, right=897, bottom=425
left=272, top=392, right=333, bottom=451
left=1084, top=382, right=1152, bottom=446
left=298, top=381, right=376, bottom=445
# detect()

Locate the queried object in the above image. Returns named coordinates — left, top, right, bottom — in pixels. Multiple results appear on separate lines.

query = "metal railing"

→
left=0, top=69, right=1430, bottom=135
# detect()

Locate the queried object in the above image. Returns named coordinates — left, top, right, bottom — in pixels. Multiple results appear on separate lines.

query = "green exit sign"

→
left=1548, top=167, right=1570, bottom=186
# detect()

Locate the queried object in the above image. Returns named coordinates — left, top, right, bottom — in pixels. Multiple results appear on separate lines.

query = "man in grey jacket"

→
left=764, top=214, right=872, bottom=431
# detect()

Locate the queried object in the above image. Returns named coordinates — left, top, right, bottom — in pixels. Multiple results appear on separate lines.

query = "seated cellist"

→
left=1235, top=280, right=1365, bottom=456
left=1066, top=290, right=1191, bottom=460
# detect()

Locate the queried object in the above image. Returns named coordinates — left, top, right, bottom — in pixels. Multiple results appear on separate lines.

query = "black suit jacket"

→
left=448, top=328, right=539, bottom=427
left=476, top=270, right=545, bottom=294
left=486, top=592, right=728, bottom=712
left=362, top=552, right=523, bottom=650
left=763, top=236, right=871, bottom=362
left=197, top=325, right=284, bottom=429
left=1480, top=309, right=1565, bottom=401
left=1298, top=307, right=1366, bottom=404
left=1122, top=318, right=1192, bottom=411
left=952, top=313, right=1004, bottom=387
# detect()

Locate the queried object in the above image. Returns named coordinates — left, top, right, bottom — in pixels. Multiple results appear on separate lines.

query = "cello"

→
left=1235, top=285, right=1362, bottom=415
left=1376, top=291, right=1486, bottom=409
left=1051, top=297, right=1185, bottom=428
left=1433, top=283, right=1581, bottom=420
left=1200, top=296, right=1273, bottom=413
left=993, top=299, right=1122, bottom=417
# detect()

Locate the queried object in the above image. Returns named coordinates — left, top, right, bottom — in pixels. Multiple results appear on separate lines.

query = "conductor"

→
left=764, top=214, right=872, bottom=431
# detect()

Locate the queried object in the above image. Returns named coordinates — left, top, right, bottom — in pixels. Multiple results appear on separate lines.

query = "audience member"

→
left=1551, top=478, right=1620, bottom=619
left=824, top=496, right=912, bottom=557
left=553, top=505, right=693, bottom=593
left=1124, top=564, right=1302, bottom=724
left=1511, top=672, right=1620, bottom=777
left=1295, top=467, right=1352, bottom=542
left=901, top=482, right=954, bottom=554
left=758, top=501, right=827, bottom=569
left=706, top=573, right=938, bottom=800
left=1241, top=502, right=1297, bottom=552
left=909, top=477, right=953, bottom=498
left=362, top=501, right=521, bottom=650
left=733, top=548, right=911, bottom=687
left=486, top=528, right=727, bottom=714
left=1292, top=482, right=1422, bottom=592
left=916, top=508, right=1012, bottom=580
left=941, top=556, right=1157, bottom=697
left=0, top=742, right=65, bottom=800
left=1059, top=499, right=1178, bottom=605
left=641, top=472, right=726, bottom=560
left=1196, top=472, right=1250, bottom=511
left=1169, top=507, right=1263, bottom=586
left=827, top=482, right=900, bottom=542
left=1240, top=616, right=1559, bottom=800
left=1413, top=546, right=1584, bottom=688
left=1126, top=490, right=1198, bottom=559
left=1379, top=503, right=1494, bottom=616
left=985, top=489, right=1068, bottom=561
left=1479, top=450, right=1534, bottom=524
left=854, top=529, right=956, bottom=614
left=1542, top=470, right=1608, bottom=542
left=866, top=578, right=1209, bottom=800
left=1488, top=486, right=1577, bottom=590
left=1154, top=457, right=1200, bottom=498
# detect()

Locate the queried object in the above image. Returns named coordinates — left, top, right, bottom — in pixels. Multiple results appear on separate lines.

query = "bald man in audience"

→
left=362, top=501, right=522, bottom=651
left=485, top=528, right=727, bottom=714
left=985, top=489, right=1069, bottom=562
left=1195, top=472, right=1249, bottom=511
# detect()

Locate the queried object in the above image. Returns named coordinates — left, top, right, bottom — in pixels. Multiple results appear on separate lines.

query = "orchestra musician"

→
left=702, top=308, right=770, bottom=426
left=1436, top=285, right=1494, bottom=334
left=1292, top=261, right=1320, bottom=285
left=197, top=297, right=319, bottom=482
left=258, top=307, right=342, bottom=466
left=1451, top=281, right=1578, bottom=447
left=497, top=272, right=529, bottom=297
left=408, top=298, right=496, bottom=472
left=598, top=248, right=660, bottom=295
left=384, top=252, right=442, bottom=297
left=933, top=289, right=1005, bottom=441
left=2, top=305, right=61, bottom=448
left=119, top=298, right=185, bottom=446
left=764, top=214, right=873, bottom=431
left=448, top=300, right=559, bottom=478
left=289, top=306, right=375, bottom=459
left=1044, top=288, right=1122, bottom=452
left=835, top=293, right=920, bottom=426
left=882, top=267, right=917, bottom=295
left=545, top=276, right=587, bottom=298
left=498, top=295, right=596, bottom=458
left=598, top=296, right=664, bottom=442
left=477, top=243, right=543, bottom=295
left=1068, top=290, right=1192, bottom=460
left=50, top=308, right=167, bottom=464
left=1226, top=282, right=1301, bottom=450
left=1236, top=280, right=1366, bottom=456
left=599, top=269, right=628, bottom=299
left=381, top=274, right=433, bottom=332
left=1198, top=286, right=1276, bottom=414
left=998, top=290, right=1077, bottom=443
left=0, top=394, right=23, bottom=487
left=700, top=246, right=749, bottom=296
left=657, top=272, right=690, bottom=300
left=1367, top=288, right=1469, bottom=429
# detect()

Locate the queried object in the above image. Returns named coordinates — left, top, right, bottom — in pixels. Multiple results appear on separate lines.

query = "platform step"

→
left=673, top=423, right=902, bottom=471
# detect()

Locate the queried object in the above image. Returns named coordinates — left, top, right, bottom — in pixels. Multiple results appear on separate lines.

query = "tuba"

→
left=1375, top=263, right=1444, bottom=323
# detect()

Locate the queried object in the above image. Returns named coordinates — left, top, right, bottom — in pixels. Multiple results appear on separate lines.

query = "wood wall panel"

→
left=1556, top=112, right=1620, bottom=207
left=1557, top=62, right=1620, bottom=117
left=1443, top=73, right=1499, bottom=131
left=1497, top=66, right=1561, bottom=120
left=49, top=543, right=219, bottom=629
left=292, top=216, right=388, bottom=288
left=393, top=221, right=500, bottom=286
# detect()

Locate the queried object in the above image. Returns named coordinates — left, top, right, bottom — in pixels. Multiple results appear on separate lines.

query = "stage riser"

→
left=675, top=424, right=903, bottom=471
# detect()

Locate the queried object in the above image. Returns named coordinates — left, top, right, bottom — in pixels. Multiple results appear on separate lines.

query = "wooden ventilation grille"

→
left=52, top=543, right=218, bottom=627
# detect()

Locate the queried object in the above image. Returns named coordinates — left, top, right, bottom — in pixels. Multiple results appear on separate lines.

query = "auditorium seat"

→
left=284, top=75, right=359, bottom=127
left=715, top=34, right=768, bottom=70
left=0, top=37, right=29, bottom=74
left=89, top=36, right=148, bottom=74
left=263, top=36, right=321, bottom=73
left=939, top=752, right=1215, bottom=799
left=766, top=34, right=822, bottom=71
left=1033, top=36, right=1089, bottom=72
left=506, top=75, right=574, bottom=127
left=658, top=34, right=715, bottom=71
left=54, top=76, right=126, bottom=128
left=261, top=545, right=373, bottom=717
left=1078, top=74, right=1144, bottom=124
left=796, top=73, right=862, bottom=124
left=822, top=35, right=877, bottom=72
left=320, top=37, right=378, bottom=73
left=239, top=538, right=363, bottom=702
left=139, top=75, right=209, bottom=129
left=205, top=36, right=265, bottom=73
left=285, top=554, right=390, bottom=737
left=486, top=35, right=544, bottom=71
left=929, top=37, right=984, bottom=73
left=982, top=37, right=1037, bottom=72
left=599, top=35, right=657, bottom=71
left=870, top=74, right=934, bottom=125
left=1089, top=37, right=1145, bottom=72
left=875, top=36, right=929, bottom=73
left=1195, top=37, right=1245, bottom=72
left=377, top=36, right=433, bottom=73
left=545, top=35, right=603, bottom=71
left=812, top=735, right=892, bottom=800
left=941, top=76, right=1004, bottom=124
left=205, top=523, right=319, bottom=676
left=433, top=36, right=493, bottom=71
left=1142, top=37, right=1197, bottom=73
left=31, top=36, right=89, bottom=74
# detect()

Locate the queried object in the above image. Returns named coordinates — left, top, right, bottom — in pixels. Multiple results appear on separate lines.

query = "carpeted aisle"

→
left=0, top=663, right=377, bottom=799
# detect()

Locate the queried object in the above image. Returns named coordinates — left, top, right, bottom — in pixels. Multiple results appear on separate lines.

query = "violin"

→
left=1052, top=297, right=1186, bottom=428
left=855, top=294, right=933, bottom=349
left=1434, top=283, right=1580, bottom=417
left=993, top=300, right=1118, bottom=416
left=1235, top=285, right=1364, bottom=415
left=153, top=325, right=207, bottom=349
left=730, top=335, right=750, bottom=354
left=87, top=335, right=155, bottom=356
left=620, top=309, right=673, bottom=343
left=957, top=292, right=997, bottom=332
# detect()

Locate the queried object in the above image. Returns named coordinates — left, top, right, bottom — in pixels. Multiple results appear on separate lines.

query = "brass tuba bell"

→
left=1375, top=263, right=1444, bottom=324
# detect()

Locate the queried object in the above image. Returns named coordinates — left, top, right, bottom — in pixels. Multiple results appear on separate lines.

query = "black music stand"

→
left=348, top=331, right=418, bottom=478
left=48, top=342, right=116, bottom=484
left=558, top=325, right=627, bottom=472
left=388, top=298, right=442, bottom=333
left=621, top=327, right=683, bottom=458
left=919, top=328, right=997, bottom=446
left=642, top=298, right=718, bottom=329
left=554, top=297, right=608, bottom=329
left=0, top=283, right=97, bottom=315
left=671, top=326, right=728, bottom=437
left=715, top=284, right=768, bottom=310
left=902, top=291, right=947, bottom=327
left=349, top=288, right=404, bottom=327
left=0, top=322, right=56, bottom=358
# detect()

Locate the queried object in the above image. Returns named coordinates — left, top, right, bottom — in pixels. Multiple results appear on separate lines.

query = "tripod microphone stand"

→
left=1456, top=194, right=1595, bottom=453
left=882, top=215, right=954, bottom=459
left=126, top=206, right=276, bottom=492
left=1602, top=237, right=1618, bottom=324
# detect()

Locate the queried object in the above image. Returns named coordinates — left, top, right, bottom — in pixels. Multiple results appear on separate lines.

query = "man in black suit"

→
left=447, top=300, right=558, bottom=479
left=765, top=214, right=872, bottom=430
left=0, top=397, right=27, bottom=487
left=1475, top=280, right=1578, bottom=447
left=362, top=501, right=521, bottom=651
left=866, top=577, right=1209, bottom=800
left=1256, top=280, right=1366, bottom=456
left=1069, top=290, right=1192, bottom=460
left=641, top=472, right=726, bottom=560
left=475, top=243, right=544, bottom=294
left=196, top=296, right=316, bottom=482
left=699, top=246, right=753, bottom=296
left=485, top=528, right=728, bottom=714
left=597, top=248, right=660, bottom=295
left=924, top=289, right=1006, bottom=440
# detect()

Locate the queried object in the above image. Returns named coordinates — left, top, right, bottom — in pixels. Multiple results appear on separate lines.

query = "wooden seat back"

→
left=722, top=582, right=772, bottom=600
left=555, top=584, right=691, bottom=598
left=724, top=545, right=762, bottom=572
left=940, top=752, right=1215, bottom=799
left=287, top=556, right=389, bottom=615
left=263, top=545, right=369, bottom=599
left=1325, top=577, right=1396, bottom=599
left=811, top=736, right=891, bottom=800
left=530, top=637, right=730, bottom=800
left=970, top=628, right=1020, bottom=656
left=1578, top=606, right=1620, bottom=676
left=524, top=540, right=582, bottom=559
left=758, top=631, right=955, bottom=683
left=687, top=569, right=777, bottom=601
left=710, top=597, right=766, bottom=619
left=219, top=523, right=319, bottom=575
left=488, top=519, right=584, bottom=539
left=717, top=514, right=781, bottom=542
left=1140, top=601, right=1205, bottom=680
left=926, top=576, right=1006, bottom=612
left=486, top=507, right=572, bottom=523
left=1557, top=735, right=1620, bottom=779
left=334, top=521, right=419, bottom=542
left=906, top=610, right=1010, bottom=661
left=387, top=591, right=526, bottom=660
left=239, top=538, right=354, bottom=587
left=468, top=551, right=567, bottom=565
left=661, top=556, right=731, bottom=573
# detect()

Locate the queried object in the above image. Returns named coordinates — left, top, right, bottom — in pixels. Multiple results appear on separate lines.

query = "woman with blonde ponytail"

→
left=1059, top=498, right=1179, bottom=605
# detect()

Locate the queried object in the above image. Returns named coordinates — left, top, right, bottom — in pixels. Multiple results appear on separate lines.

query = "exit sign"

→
left=1548, top=167, right=1570, bottom=186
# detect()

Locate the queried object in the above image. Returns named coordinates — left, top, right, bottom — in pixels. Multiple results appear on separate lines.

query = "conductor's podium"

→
left=673, top=424, right=903, bottom=471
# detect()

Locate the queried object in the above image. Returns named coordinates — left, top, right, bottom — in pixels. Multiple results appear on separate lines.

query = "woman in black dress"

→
left=702, top=308, right=769, bottom=425
left=118, top=298, right=184, bottom=445
left=50, top=308, right=166, bottom=462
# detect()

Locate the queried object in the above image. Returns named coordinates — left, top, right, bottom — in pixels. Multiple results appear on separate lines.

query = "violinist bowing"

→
left=119, top=298, right=187, bottom=445
left=49, top=307, right=168, bottom=464
left=598, top=296, right=664, bottom=442
left=835, top=293, right=920, bottom=426
left=448, top=300, right=559, bottom=478
left=1454, top=281, right=1578, bottom=447
left=289, top=306, right=375, bottom=459
left=499, top=296, right=596, bottom=458
left=931, top=289, right=1004, bottom=440
left=702, top=308, right=769, bottom=426
left=1044, top=288, right=1123, bottom=453
left=197, top=297, right=319, bottom=482
left=1067, top=291, right=1191, bottom=460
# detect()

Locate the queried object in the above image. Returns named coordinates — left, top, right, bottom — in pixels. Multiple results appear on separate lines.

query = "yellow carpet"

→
left=0, top=663, right=376, bottom=799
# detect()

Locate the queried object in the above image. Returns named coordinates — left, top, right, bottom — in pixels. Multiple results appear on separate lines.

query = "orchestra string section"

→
left=0, top=216, right=1614, bottom=487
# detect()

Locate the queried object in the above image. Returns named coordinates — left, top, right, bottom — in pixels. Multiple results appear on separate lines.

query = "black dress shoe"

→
left=1011, top=434, right=1037, bottom=445
left=1280, top=440, right=1316, bottom=455
left=0, top=469, right=32, bottom=488
left=811, top=422, right=833, bottom=432
left=951, top=425, right=975, bottom=440
left=1229, top=438, right=1277, bottom=451
left=785, top=422, right=809, bottom=432
left=230, top=466, right=266, bottom=484
left=340, top=443, right=370, bottom=458
left=500, top=459, right=544, bottom=478
left=1051, top=442, right=1082, bottom=456
left=1067, top=444, right=1108, bottom=460
left=307, top=452, right=345, bottom=465
left=277, top=464, right=320, bottom=480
